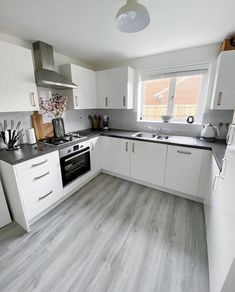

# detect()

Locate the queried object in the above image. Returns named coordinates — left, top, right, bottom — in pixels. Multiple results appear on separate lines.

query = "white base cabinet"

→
left=0, top=151, right=63, bottom=231
left=164, top=145, right=204, bottom=196
left=0, top=179, right=11, bottom=228
left=130, top=140, right=167, bottom=186
left=101, top=136, right=130, bottom=176
left=0, top=40, right=39, bottom=112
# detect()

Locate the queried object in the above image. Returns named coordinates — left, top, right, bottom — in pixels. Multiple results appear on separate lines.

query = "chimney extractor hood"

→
left=33, top=41, right=78, bottom=90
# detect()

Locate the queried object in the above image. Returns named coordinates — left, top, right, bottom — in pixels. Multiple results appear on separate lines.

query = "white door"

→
left=130, top=141, right=167, bottom=186
left=101, top=137, right=130, bottom=176
left=0, top=40, right=39, bottom=112
left=109, top=67, right=128, bottom=109
left=208, top=148, right=235, bottom=292
left=211, top=51, right=235, bottom=109
left=90, top=137, right=101, bottom=175
left=71, top=65, right=97, bottom=109
left=97, top=70, right=110, bottom=108
left=164, top=146, right=203, bottom=195
left=0, top=179, right=11, bottom=228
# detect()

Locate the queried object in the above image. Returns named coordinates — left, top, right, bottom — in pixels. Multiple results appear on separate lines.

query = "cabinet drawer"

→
left=15, top=151, right=59, bottom=177
left=18, top=164, right=63, bottom=220
left=165, top=146, right=203, bottom=196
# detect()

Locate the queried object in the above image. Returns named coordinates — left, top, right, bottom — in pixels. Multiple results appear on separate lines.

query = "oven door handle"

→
left=64, top=149, right=90, bottom=163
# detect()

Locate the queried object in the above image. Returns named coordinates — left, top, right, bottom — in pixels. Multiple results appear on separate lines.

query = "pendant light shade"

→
left=115, top=0, right=150, bottom=33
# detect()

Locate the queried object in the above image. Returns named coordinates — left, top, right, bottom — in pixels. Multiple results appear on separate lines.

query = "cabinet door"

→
left=130, top=141, right=167, bottom=186
left=0, top=40, right=39, bottom=112
left=97, top=70, right=109, bottom=108
left=101, top=137, right=130, bottom=176
left=165, top=146, right=203, bottom=195
left=90, top=137, right=101, bottom=174
left=109, top=67, right=128, bottom=109
left=71, top=65, right=97, bottom=109
left=211, top=51, right=235, bottom=109
left=207, top=150, right=235, bottom=292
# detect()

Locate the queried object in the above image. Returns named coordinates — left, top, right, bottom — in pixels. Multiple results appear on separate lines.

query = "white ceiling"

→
left=0, top=0, right=235, bottom=66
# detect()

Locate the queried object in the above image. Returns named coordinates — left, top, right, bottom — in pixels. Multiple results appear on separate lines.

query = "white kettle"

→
left=201, top=124, right=219, bottom=140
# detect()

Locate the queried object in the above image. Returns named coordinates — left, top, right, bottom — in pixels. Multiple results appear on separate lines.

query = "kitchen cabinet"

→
left=0, top=151, right=63, bottom=231
left=89, top=137, right=101, bottom=175
left=101, top=136, right=130, bottom=176
left=210, top=50, right=235, bottom=109
left=130, top=140, right=167, bottom=186
left=97, top=66, right=134, bottom=109
left=0, top=40, right=39, bottom=112
left=0, top=179, right=11, bottom=228
left=205, top=150, right=235, bottom=292
left=164, top=145, right=203, bottom=196
left=59, top=64, right=97, bottom=109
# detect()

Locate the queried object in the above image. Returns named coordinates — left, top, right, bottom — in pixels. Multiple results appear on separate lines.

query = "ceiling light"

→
left=115, top=0, right=150, bottom=33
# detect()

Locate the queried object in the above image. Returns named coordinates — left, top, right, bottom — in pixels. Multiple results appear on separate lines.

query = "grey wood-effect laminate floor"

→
left=0, top=173, right=209, bottom=292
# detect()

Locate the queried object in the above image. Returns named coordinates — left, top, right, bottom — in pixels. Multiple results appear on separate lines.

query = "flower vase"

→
left=52, top=118, right=65, bottom=139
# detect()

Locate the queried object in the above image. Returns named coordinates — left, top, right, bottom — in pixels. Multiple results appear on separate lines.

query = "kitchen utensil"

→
left=200, top=124, right=219, bottom=141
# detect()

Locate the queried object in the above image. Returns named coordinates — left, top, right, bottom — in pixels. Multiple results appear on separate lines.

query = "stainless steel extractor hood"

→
left=33, top=41, right=77, bottom=90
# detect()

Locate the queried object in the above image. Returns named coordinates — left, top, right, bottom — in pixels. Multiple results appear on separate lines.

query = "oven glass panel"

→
left=60, top=147, right=90, bottom=187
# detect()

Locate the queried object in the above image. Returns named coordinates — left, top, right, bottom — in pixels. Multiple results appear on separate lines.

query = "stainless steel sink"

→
left=133, top=132, right=157, bottom=139
left=132, top=132, right=170, bottom=141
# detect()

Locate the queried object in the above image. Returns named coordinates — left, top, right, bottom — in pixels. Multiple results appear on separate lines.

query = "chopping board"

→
left=32, top=111, right=53, bottom=140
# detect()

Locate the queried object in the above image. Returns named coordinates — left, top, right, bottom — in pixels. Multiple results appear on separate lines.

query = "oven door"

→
left=60, top=147, right=91, bottom=187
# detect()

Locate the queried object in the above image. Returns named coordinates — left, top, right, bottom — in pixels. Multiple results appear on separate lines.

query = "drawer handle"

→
left=31, top=159, right=48, bottom=167
left=177, top=150, right=191, bottom=155
left=34, top=171, right=50, bottom=181
left=38, top=190, right=53, bottom=200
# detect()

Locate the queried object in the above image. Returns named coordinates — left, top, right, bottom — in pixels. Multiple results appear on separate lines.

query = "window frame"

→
left=137, top=63, right=210, bottom=124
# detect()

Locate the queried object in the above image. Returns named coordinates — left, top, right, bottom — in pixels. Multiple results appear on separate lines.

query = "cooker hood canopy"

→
left=33, top=41, right=77, bottom=90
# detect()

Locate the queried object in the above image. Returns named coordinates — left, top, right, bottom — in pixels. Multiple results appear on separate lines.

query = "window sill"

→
left=137, top=119, right=202, bottom=126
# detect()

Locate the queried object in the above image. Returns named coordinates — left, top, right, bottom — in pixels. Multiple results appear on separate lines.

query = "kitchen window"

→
left=138, top=64, right=210, bottom=123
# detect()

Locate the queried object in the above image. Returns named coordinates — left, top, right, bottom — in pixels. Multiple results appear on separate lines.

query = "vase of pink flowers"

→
left=40, top=94, right=68, bottom=139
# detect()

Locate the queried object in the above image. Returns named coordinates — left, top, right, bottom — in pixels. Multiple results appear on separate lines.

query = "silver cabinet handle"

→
left=30, top=92, right=36, bottom=107
left=125, top=142, right=128, bottom=152
left=34, top=171, right=50, bottom=181
left=123, top=96, right=126, bottom=107
left=38, top=190, right=53, bottom=200
left=132, top=142, right=135, bottom=153
left=75, top=96, right=79, bottom=107
left=217, top=92, right=222, bottom=106
left=105, top=97, right=108, bottom=107
left=220, top=158, right=227, bottom=178
left=177, top=150, right=191, bottom=155
left=31, top=159, right=48, bottom=167
left=213, top=175, right=220, bottom=192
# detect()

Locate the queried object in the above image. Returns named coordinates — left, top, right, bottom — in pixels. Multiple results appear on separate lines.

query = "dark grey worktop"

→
left=0, top=129, right=227, bottom=170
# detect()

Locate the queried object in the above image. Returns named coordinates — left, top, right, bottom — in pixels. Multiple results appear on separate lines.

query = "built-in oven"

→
left=59, top=143, right=91, bottom=187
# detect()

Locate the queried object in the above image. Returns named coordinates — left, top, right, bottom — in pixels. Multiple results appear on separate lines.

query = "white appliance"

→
left=200, top=123, right=219, bottom=140
left=0, top=178, right=11, bottom=228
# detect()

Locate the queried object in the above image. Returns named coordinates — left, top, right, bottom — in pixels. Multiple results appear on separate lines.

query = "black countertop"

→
left=0, top=129, right=227, bottom=170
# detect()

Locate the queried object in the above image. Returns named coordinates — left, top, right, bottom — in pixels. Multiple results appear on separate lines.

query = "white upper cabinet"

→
left=211, top=51, right=235, bottom=110
left=96, top=66, right=135, bottom=109
left=59, top=64, right=97, bottom=109
left=164, top=145, right=204, bottom=196
left=0, top=40, right=38, bottom=112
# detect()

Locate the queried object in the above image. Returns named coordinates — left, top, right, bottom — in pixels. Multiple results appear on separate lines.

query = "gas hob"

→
left=39, top=131, right=86, bottom=146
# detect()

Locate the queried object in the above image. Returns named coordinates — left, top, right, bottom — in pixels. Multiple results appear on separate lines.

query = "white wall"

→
left=94, top=44, right=233, bottom=137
